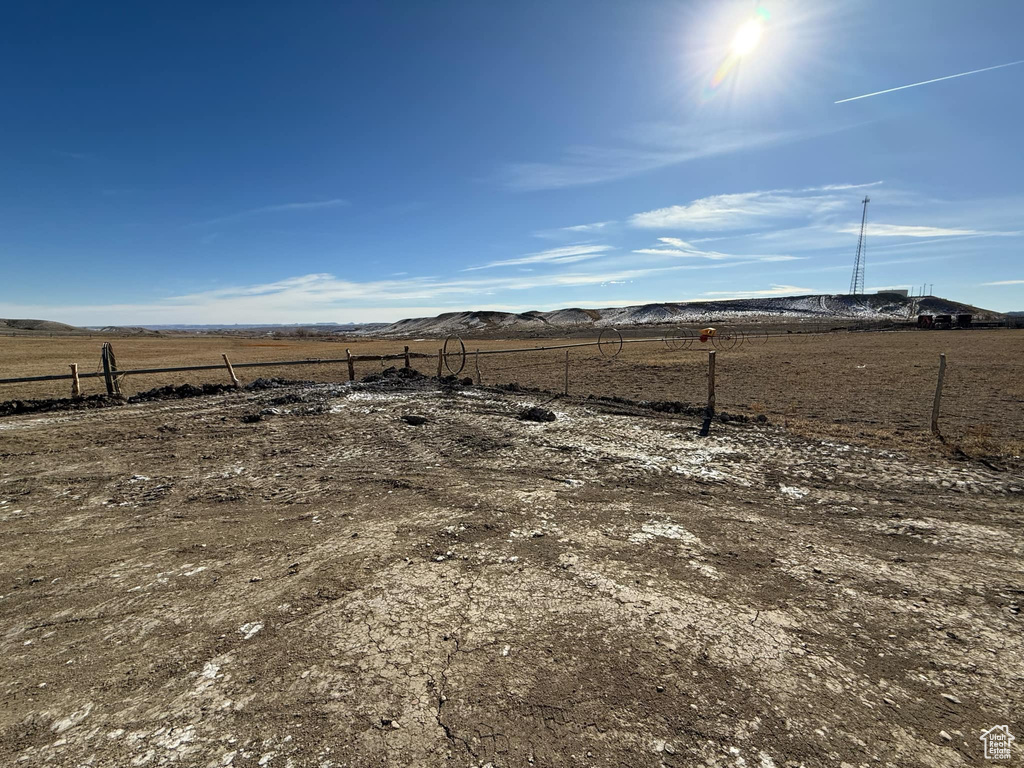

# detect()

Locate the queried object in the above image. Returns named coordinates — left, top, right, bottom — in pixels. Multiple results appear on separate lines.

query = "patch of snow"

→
left=51, top=702, right=93, bottom=733
left=240, top=622, right=263, bottom=640
left=779, top=485, right=810, bottom=499
left=629, top=522, right=701, bottom=546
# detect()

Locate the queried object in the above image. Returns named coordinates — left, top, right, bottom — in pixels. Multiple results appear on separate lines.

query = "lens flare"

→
left=703, top=5, right=770, bottom=101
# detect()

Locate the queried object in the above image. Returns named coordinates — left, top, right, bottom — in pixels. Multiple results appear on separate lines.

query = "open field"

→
left=1, top=374, right=1022, bottom=767
left=2, top=329, right=1023, bottom=454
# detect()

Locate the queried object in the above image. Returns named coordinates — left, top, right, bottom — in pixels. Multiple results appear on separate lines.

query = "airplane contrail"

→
left=835, top=59, right=1024, bottom=104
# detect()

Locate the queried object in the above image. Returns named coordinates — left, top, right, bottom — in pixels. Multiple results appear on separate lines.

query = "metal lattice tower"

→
left=849, top=196, right=869, bottom=295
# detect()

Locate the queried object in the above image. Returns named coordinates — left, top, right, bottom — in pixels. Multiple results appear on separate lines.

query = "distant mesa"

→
left=98, top=326, right=163, bottom=336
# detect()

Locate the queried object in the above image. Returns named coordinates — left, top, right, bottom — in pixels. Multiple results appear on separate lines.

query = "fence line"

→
left=0, top=331, right=711, bottom=386
left=2, top=333, right=1019, bottom=450
left=0, top=352, right=429, bottom=385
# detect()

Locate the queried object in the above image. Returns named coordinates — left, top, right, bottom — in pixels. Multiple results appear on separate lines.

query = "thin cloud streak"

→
left=701, top=284, right=817, bottom=298
left=835, top=224, right=1019, bottom=239
left=562, top=221, right=616, bottom=233
left=981, top=279, right=1024, bottom=286
left=839, top=223, right=982, bottom=238
left=629, top=183, right=881, bottom=230
left=835, top=60, right=1024, bottom=104
left=463, top=244, right=614, bottom=271
left=500, top=127, right=806, bottom=191
left=197, top=199, right=350, bottom=226
left=632, top=237, right=802, bottom=263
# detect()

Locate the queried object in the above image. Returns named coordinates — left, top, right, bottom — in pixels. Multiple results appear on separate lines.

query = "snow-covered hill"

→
left=370, top=294, right=1001, bottom=337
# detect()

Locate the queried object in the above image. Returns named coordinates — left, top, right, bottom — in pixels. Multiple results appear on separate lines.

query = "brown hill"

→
left=0, top=318, right=89, bottom=335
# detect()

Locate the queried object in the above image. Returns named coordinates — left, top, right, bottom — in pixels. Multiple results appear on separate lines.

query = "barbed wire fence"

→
left=1, top=326, right=1021, bottom=451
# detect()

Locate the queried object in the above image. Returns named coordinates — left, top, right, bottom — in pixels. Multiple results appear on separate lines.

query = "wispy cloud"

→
left=981, top=279, right=1024, bottom=286
left=561, top=221, right=616, bottom=233
left=5, top=258, right=808, bottom=325
left=632, top=237, right=801, bottom=263
left=532, top=221, right=618, bottom=240
left=629, top=183, right=881, bottom=230
left=835, top=60, right=1024, bottom=104
left=838, top=223, right=982, bottom=238
left=463, top=244, right=614, bottom=271
left=197, top=199, right=350, bottom=226
left=499, top=126, right=807, bottom=191
left=701, top=284, right=816, bottom=298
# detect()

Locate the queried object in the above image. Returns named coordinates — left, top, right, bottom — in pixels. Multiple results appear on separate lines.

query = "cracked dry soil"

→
left=1, top=380, right=1022, bottom=767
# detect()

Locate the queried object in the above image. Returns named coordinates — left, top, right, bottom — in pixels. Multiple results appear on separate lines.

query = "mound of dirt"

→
left=130, top=383, right=238, bottom=402
left=520, top=406, right=556, bottom=422
left=0, top=394, right=119, bottom=417
left=359, top=366, right=428, bottom=386
left=0, top=378, right=315, bottom=418
left=246, top=377, right=311, bottom=390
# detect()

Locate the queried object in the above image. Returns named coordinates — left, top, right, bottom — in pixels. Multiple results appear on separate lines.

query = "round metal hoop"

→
left=598, top=328, right=623, bottom=358
left=665, top=327, right=694, bottom=351
left=443, top=335, right=467, bottom=375
left=712, top=330, right=741, bottom=351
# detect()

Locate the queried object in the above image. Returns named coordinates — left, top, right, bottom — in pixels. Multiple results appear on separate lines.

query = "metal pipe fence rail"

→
left=0, top=354, right=430, bottom=385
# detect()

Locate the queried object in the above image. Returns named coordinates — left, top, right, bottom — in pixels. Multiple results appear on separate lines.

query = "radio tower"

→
left=849, top=196, right=869, bottom=295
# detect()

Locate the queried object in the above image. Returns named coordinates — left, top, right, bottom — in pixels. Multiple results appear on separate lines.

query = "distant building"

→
left=877, top=289, right=909, bottom=297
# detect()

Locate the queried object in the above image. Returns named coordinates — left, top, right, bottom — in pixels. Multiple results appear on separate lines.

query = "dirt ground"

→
left=2, top=329, right=1022, bottom=454
left=1, top=373, right=1022, bottom=767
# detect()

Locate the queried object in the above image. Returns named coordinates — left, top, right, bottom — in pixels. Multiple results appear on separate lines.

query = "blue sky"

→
left=2, top=0, right=1022, bottom=324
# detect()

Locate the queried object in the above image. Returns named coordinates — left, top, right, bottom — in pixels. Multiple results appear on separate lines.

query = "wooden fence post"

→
left=404, top=346, right=411, bottom=369
left=101, top=343, right=121, bottom=398
left=564, top=350, right=569, bottom=396
left=69, top=364, right=81, bottom=399
left=346, top=349, right=355, bottom=382
left=474, top=349, right=481, bottom=385
left=222, top=354, right=241, bottom=388
left=699, top=350, right=716, bottom=437
left=436, top=348, right=443, bottom=378
left=101, top=345, right=113, bottom=396
left=931, top=352, right=946, bottom=435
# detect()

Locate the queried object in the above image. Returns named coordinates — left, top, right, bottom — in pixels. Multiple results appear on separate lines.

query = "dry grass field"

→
left=2, top=329, right=1022, bottom=455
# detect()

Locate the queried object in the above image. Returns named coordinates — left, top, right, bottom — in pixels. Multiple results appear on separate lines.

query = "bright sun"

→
left=730, top=19, right=763, bottom=56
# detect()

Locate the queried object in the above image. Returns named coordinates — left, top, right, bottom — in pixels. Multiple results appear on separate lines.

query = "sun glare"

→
left=731, top=19, right=763, bottom=56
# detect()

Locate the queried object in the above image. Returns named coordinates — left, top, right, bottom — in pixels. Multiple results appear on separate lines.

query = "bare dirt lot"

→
left=1, top=373, right=1022, bottom=767
left=2, top=329, right=1023, bottom=454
